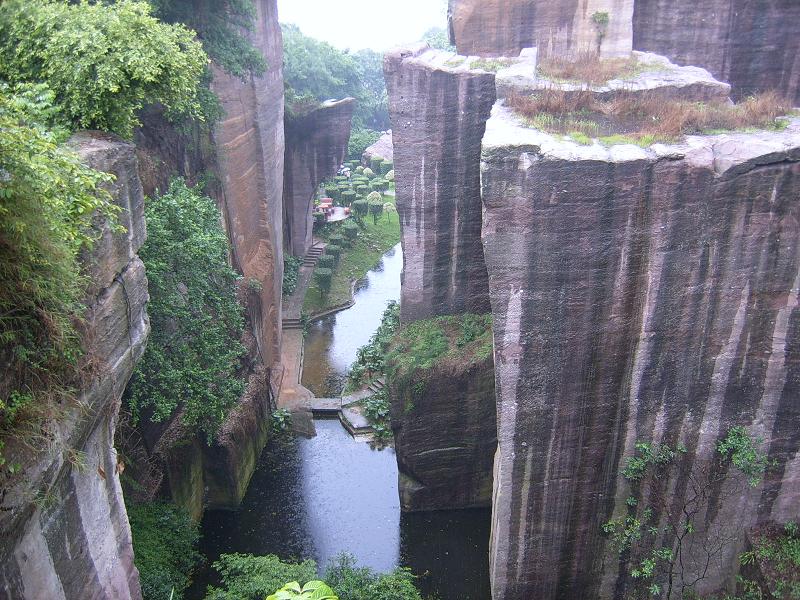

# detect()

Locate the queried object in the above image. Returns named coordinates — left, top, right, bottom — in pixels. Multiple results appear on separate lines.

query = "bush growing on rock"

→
left=127, top=179, right=246, bottom=440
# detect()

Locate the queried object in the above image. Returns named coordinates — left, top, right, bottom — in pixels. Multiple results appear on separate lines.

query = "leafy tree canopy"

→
left=281, top=24, right=389, bottom=131
left=0, top=0, right=209, bottom=138
left=126, top=179, right=246, bottom=441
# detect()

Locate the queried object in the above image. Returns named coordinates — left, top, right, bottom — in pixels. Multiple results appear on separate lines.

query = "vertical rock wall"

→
left=632, top=0, right=800, bottom=103
left=211, top=0, right=285, bottom=369
left=283, top=99, right=355, bottom=257
left=448, top=0, right=634, bottom=59
left=481, top=108, right=800, bottom=599
left=0, top=133, right=150, bottom=600
left=385, top=45, right=494, bottom=323
left=388, top=320, right=496, bottom=512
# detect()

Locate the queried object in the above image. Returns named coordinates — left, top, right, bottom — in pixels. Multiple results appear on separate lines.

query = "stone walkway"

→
left=277, top=241, right=379, bottom=440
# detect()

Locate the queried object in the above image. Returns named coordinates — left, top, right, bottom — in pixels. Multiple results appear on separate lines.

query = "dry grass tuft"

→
left=537, top=52, right=651, bottom=85
left=508, top=89, right=793, bottom=145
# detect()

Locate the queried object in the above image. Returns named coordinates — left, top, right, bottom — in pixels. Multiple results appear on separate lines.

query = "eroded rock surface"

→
left=633, top=0, right=800, bottom=102
left=482, top=106, right=800, bottom=599
left=283, top=99, right=354, bottom=257
left=448, top=0, right=634, bottom=59
left=385, top=45, right=494, bottom=322
left=0, top=133, right=149, bottom=600
left=211, top=0, right=285, bottom=369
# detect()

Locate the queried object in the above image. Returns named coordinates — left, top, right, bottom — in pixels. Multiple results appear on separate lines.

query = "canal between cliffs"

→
left=191, top=243, right=491, bottom=600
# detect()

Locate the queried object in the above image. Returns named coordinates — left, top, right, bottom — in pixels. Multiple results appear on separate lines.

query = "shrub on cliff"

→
left=126, top=179, right=246, bottom=441
left=0, top=85, right=118, bottom=462
left=127, top=501, right=201, bottom=600
left=283, top=255, right=302, bottom=297
left=0, top=0, right=208, bottom=138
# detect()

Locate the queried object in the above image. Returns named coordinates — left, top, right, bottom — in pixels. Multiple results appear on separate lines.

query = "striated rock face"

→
left=0, top=133, right=149, bottom=600
left=211, top=0, right=284, bottom=369
left=363, top=130, right=393, bottom=164
left=385, top=45, right=494, bottom=323
left=482, top=107, right=800, bottom=599
left=388, top=316, right=496, bottom=512
left=633, top=0, right=800, bottom=103
left=448, top=0, right=634, bottom=59
left=283, top=99, right=355, bottom=257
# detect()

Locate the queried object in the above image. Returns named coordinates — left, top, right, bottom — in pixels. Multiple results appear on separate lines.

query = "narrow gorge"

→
left=1, top=0, right=799, bottom=599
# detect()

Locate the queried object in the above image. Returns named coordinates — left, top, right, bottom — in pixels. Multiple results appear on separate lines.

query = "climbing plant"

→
left=0, top=0, right=208, bottom=138
left=126, top=179, right=246, bottom=441
left=604, top=427, right=773, bottom=598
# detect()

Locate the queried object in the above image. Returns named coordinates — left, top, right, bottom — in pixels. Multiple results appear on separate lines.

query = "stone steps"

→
left=302, top=245, right=325, bottom=267
left=282, top=318, right=302, bottom=330
left=367, top=377, right=386, bottom=393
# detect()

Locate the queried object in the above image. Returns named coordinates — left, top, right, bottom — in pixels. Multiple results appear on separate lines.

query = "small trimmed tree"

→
left=370, top=156, right=384, bottom=173
left=315, top=268, right=333, bottom=294
left=352, top=198, right=369, bottom=218
left=385, top=169, right=395, bottom=182
left=362, top=167, right=374, bottom=179
left=380, top=161, right=393, bottom=176
left=355, top=165, right=365, bottom=175
left=341, top=190, right=356, bottom=206
left=367, top=191, right=384, bottom=224
left=317, top=254, right=335, bottom=270
left=370, top=178, right=388, bottom=192
left=325, top=244, right=342, bottom=263
left=343, top=220, right=359, bottom=243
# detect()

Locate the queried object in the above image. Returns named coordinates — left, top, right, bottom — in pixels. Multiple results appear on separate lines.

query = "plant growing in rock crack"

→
left=363, top=389, right=392, bottom=443
left=603, top=427, right=773, bottom=599
left=592, top=11, right=610, bottom=52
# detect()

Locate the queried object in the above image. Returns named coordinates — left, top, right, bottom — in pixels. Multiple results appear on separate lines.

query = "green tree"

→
left=205, top=554, right=317, bottom=600
left=128, top=501, right=202, bottom=600
left=0, top=0, right=209, bottom=138
left=422, top=26, right=455, bottom=51
left=126, top=179, right=246, bottom=441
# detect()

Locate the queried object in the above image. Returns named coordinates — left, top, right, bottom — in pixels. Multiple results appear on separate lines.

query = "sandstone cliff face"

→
left=211, top=0, right=285, bottom=369
left=283, top=99, right=355, bottom=257
left=0, top=133, right=149, bottom=600
left=481, top=108, right=800, bottom=599
left=633, top=0, right=800, bottom=103
left=448, top=0, right=634, bottom=59
left=385, top=45, right=494, bottom=323
left=388, top=320, right=496, bottom=512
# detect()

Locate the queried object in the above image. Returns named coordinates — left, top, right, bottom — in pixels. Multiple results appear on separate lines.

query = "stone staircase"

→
left=303, top=244, right=325, bottom=267
left=367, top=377, right=386, bottom=394
left=282, top=317, right=302, bottom=330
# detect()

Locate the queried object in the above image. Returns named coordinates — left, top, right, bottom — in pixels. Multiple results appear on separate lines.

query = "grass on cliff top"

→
left=536, top=52, right=662, bottom=85
left=509, top=89, right=793, bottom=146
left=303, top=195, right=400, bottom=315
left=386, top=313, right=493, bottom=387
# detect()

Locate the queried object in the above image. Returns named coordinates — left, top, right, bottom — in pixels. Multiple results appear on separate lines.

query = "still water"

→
left=194, top=243, right=491, bottom=600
